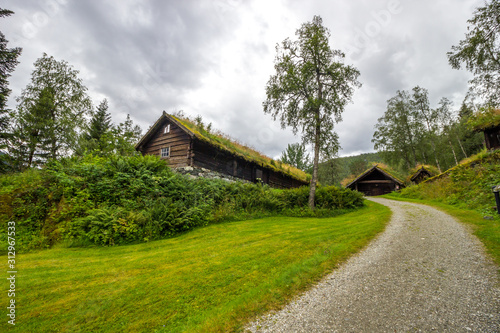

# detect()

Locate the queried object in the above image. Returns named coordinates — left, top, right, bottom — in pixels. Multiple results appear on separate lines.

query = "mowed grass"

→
left=383, top=194, right=500, bottom=267
left=3, top=201, right=390, bottom=333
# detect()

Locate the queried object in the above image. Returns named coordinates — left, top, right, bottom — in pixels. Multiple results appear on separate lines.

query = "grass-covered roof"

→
left=343, top=163, right=405, bottom=188
left=421, top=148, right=495, bottom=183
left=408, top=164, right=439, bottom=183
left=469, top=108, right=500, bottom=130
left=146, top=112, right=310, bottom=183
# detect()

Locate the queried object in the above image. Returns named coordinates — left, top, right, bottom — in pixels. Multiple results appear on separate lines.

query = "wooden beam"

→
left=358, top=180, right=394, bottom=184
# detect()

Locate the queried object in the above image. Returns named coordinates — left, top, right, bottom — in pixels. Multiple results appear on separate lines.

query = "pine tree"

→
left=0, top=8, right=22, bottom=171
left=76, top=99, right=113, bottom=155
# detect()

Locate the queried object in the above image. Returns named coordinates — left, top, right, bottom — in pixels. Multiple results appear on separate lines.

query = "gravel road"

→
left=245, top=198, right=500, bottom=332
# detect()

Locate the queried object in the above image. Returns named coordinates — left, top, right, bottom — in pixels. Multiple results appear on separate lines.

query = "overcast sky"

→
left=2, top=0, right=482, bottom=158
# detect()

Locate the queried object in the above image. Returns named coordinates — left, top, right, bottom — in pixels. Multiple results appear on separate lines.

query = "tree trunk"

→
left=308, top=110, right=321, bottom=210
left=421, top=151, right=427, bottom=164
left=430, top=140, right=442, bottom=173
left=456, top=135, right=468, bottom=158
left=28, top=149, right=34, bottom=168
left=448, top=137, right=458, bottom=165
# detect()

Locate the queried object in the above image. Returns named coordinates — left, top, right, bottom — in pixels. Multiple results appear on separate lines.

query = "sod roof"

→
left=136, top=112, right=310, bottom=183
left=408, top=164, right=439, bottom=183
left=344, top=163, right=405, bottom=189
left=469, top=108, right=500, bottom=131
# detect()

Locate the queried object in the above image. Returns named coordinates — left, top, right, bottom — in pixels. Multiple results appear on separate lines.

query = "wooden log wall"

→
left=192, top=140, right=306, bottom=188
left=138, top=119, right=307, bottom=188
left=140, top=121, right=192, bottom=168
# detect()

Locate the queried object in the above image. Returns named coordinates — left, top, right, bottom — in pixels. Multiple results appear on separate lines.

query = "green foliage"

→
left=113, top=114, right=142, bottom=156
left=395, top=150, right=500, bottom=215
left=468, top=107, right=500, bottom=130
left=447, top=0, right=500, bottom=106
left=0, top=7, right=22, bottom=154
left=263, top=15, right=361, bottom=208
left=0, top=154, right=364, bottom=251
left=280, top=142, right=311, bottom=172
left=9, top=53, right=92, bottom=169
left=75, top=99, right=113, bottom=156
left=76, top=109, right=142, bottom=158
left=373, top=86, right=484, bottom=174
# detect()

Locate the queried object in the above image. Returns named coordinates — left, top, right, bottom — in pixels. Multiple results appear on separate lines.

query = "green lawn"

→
left=382, top=194, right=500, bottom=268
left=3, top=201, right=390, bottom=333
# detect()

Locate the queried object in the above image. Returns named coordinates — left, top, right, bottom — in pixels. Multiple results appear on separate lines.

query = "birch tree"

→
left=264, top=16, right=360, bottom=209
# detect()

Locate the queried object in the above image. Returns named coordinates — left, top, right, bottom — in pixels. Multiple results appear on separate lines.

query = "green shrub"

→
left=397, top=150, right=500, bottom=215
left=69, top=207, right=146, bottom=246
left=0, top=154, right=364, bottom=250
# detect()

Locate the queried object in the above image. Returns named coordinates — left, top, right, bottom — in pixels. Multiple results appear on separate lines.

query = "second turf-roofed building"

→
left=345, top=164, right=405, bottom=196
left=135, top=112, right=309, bottom=189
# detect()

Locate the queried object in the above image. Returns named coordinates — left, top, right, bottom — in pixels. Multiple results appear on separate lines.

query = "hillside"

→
left=394, top=149, right=500, bottom=215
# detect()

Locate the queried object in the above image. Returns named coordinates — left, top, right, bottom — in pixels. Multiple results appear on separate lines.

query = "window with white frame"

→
left=161, top=147, right=170, bottom=158
left=164, top=124, right=170, bottom=134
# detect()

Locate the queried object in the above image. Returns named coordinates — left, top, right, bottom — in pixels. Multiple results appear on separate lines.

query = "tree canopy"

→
left=0, top=8, right=22, bottom=158
left=372, top=86, right=483, bottom=173
left=280, top=143, right=311, bottom=172
left=448, top=0, right=500, bottom=106
left=264, top=15, right=360, bottom=208
left=12, top=53, right=92, bottom=168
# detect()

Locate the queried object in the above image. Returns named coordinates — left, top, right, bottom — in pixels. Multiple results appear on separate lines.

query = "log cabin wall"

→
left=136, top=113, right=309, bottom=188
left=139, top=120, right=192, bottom=168
left=484, top=126, right=500, bottom=150
left=192, top=140, right=245, bottom=177
left=192, top=140, right=266, bottom=184
left=192, top=140, right=306, bottom=188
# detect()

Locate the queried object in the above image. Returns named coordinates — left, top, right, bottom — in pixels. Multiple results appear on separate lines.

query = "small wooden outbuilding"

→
left=135, top=112, right=309, bottom=189
left=345, top=165, right=404, bottom=196
left=409, top=166, right=433, bottom=184
left=482, top=124, right=500, bottom=150
left=470, top=108, right=500, bottom=151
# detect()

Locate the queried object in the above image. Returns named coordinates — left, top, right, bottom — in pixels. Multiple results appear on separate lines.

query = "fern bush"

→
left=0, top=154, right=364, bottom=250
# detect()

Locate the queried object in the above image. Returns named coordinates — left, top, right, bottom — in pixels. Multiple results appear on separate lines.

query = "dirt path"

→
left=246, top=198, right=500, bottom=332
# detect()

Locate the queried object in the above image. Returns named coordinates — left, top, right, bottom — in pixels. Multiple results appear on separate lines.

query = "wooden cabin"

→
left=471, top=108, right=500, bottom=151
left=135, top=112, right=309, bottom=189
left=482, top=124, right=500, bottom=150
left=410, top=166, right=432, bottom=184
left=345, top=165, right=404, bottom=196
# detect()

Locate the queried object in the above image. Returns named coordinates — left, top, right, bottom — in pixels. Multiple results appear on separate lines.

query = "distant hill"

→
left=318, top=152, right=384, bottom=186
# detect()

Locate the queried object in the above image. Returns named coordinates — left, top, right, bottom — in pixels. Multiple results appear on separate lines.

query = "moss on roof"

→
left=371, top=162, right=406, bottom=184
left=468, top=108, right=500, bottom=131
left=407, top=164, right=439, bottom=183
left=171, top=114, right=310, bottom=183
left=422, top=148, right=497, bottom=183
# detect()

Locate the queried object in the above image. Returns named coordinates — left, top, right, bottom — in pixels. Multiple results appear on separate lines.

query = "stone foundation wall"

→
left=174, top=166, right=249, bottom=183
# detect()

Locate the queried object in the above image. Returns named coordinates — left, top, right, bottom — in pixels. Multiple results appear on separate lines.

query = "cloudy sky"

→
left=2, top=0, right=482, bottom=158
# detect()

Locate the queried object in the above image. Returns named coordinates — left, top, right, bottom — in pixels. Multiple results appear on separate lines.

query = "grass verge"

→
left=2, top=201, right=390, bottom=333
left=382, top=194, right=500, bottom=267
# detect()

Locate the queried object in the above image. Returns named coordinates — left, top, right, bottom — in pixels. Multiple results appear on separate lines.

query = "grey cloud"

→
left=3, top=0, right=484, bottom=158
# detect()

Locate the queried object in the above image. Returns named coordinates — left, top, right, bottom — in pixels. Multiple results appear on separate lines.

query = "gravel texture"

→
left=245, top=198, right=500, bottom=332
